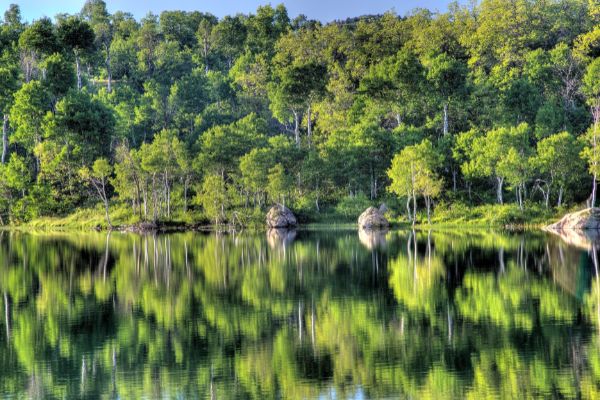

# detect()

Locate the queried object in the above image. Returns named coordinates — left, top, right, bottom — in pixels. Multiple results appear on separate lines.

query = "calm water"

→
left=1, top=228, right=600, bottom=399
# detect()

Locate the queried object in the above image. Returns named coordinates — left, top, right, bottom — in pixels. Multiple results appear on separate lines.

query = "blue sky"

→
left=8, top=0, right=459, bottom=23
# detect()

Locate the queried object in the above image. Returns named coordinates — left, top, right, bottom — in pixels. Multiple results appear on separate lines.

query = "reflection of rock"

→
left=120, top=222, right=158, bottom=233
left=358, top=206, right=389, bottom=230
left=544, top=226, right=600, bottom=251
left=267, top=228, right=297, bottom=248
left=358, top=228, right=388, bottom=250
left=266, top=204, right=297, bottom=228
left=546, top=208, right=600, bottom=231
left=545, top=208, right=600, bottom=250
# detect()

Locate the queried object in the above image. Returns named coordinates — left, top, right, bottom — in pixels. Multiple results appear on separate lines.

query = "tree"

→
left=44, top=90, right=115, bottom=166
left=79, top=158, right=113, bottom=228
left=212, top=16, right=247, bottom=69
left=463, top=123, right=530, bottom=205
left=425, top=52, right=468, bottom=135
left=195, top=114, right=267, bottom=177
left=81, top=0, right=114, bottom=92
left=581, top=57, right=600, bottom=207
left=198, top=173, right=227, bottom=225
left=532, top=132, right=583, bottom=207
left=267, top=163, right=291, bottom=206
left=18, top=17, right=59, bottom=82
left=498, top=147, right=530, bottom=210
left=112, top=142, right=143, bottom=218
left=388, top=139, right=443, bottom=225
left=359, top=48, right=424, bottom=127
left=239, top=148, right=272, bottom=207
left=139, top=129, right=182, bottom=220
left=57, top=17, right=95, bottom=90
left=0, top=60, right=18, bottom=164
left=39, top=53, right=76, bottom=104
left=269, top=58, right=327, bottom=146
left=9, top=81, right=50, bottom=171
left=196, top=18, right=216, bottom=73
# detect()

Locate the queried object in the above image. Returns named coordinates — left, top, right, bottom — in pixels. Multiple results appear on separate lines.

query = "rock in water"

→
left=545, top=208, right=600, bottom=231
left=358, top=206, right=389, bottom=230
left=266, top=204, right=297, bottom=228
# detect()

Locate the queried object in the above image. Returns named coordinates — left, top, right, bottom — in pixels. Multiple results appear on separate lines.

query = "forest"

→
left=0, top=0, right=599, bottom=227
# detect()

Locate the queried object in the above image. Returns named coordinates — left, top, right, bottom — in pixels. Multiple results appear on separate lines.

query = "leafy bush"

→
left=334, top=193, right=372, bottom=219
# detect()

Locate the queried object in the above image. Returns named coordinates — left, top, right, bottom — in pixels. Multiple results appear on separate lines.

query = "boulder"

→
left=358, top=206, right=389, bottom=230
left=266, top=204, right=297, bottom=228
left=545, top=208, right=600, bottom=231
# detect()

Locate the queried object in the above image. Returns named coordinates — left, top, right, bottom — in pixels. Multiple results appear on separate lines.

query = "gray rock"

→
left=266, top=204, right=297, bottom=228
left=545, top=208, right=600, bottom=231
left=358, top=206, right=389, bottom=230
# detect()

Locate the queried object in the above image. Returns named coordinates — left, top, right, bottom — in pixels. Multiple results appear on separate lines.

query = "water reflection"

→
left=1, top=229, right=600, bottom=398
left=358, top=228, right=388, bottom=250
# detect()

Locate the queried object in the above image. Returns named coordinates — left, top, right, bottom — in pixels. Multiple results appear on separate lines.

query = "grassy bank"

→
left=17, top=200, right=571, bottom=232
left=408, top=202, right=568, bottom=229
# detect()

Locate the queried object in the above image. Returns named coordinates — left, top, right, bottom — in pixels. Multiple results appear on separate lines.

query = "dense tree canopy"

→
left=0, top=0, right=598, bottom=225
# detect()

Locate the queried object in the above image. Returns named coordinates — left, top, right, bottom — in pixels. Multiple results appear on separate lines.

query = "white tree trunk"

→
left=496, top=176, right=504, bottom=204
left=293, top=110, right=300, bottom=146
left=592, top=173, right=597, bottom=209
left=76, top=53, right=82, bottom=90
left=307, top=104, right=312, bottom=147
left=1, top=114, right=8, bottom=164
left=105, top=43, right=112, bottom=93
left=443, top=102, right=449, bottom=135
left=557, top=186, right=563, bottom=207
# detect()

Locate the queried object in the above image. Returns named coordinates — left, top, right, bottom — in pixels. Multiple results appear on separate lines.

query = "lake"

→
left=1, top=228, right=599, bottom=399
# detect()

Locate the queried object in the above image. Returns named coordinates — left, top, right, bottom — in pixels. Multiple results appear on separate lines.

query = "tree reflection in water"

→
left=0, top=229, right=599, bottom=398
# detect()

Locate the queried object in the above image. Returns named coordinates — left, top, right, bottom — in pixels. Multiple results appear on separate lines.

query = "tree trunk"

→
left=557, top=186, right=563, bottom=208
left=183, top=176, right=189, bottom=213
left=411, top=162, right=417, bottom=226
left=496, top=176, right=504, bottom=204
left=1, top=114, right=8, bottom=164
left=406, top=196, right=412, bottom=222
left=143, top=181, right=148, bottom=220
left=152, top=174, right=157, bottom=222
left=370, top=164, right=375, bottom=200
left=105, top=43, right=112, bottom=93
left=103, top=196, right=112, bottom=228
left=452, top=168, right=457, bottom=192
left=426, top=196, right=431, bottom=223
left=443, top=102, right=449, bottom=136
left=293, top=110, right=300, bottom=146
left=75, top=53, right=82, bottom=90
left=592, top=173, right=597, bottom=209
left=307, top=104, right=312, bottom=147
left=99, top=180, right=112, bottom=228
left=412, top=189, right=417, bottom=227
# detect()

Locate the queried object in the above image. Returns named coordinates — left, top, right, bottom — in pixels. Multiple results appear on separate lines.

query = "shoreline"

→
left=5, top=220, right=550, bottom=234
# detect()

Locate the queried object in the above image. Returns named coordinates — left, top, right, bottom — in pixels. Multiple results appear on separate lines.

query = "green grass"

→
left=25, top=203, right=138, bottom=230
left=19, top=200, right=573, bottom=232
left=417, top=202, right=566, bottom=228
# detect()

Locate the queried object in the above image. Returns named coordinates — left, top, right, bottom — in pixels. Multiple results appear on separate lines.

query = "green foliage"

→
left=0, top=1, right=597, bottom=226
left=334, top=193, right=371, bottom=219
